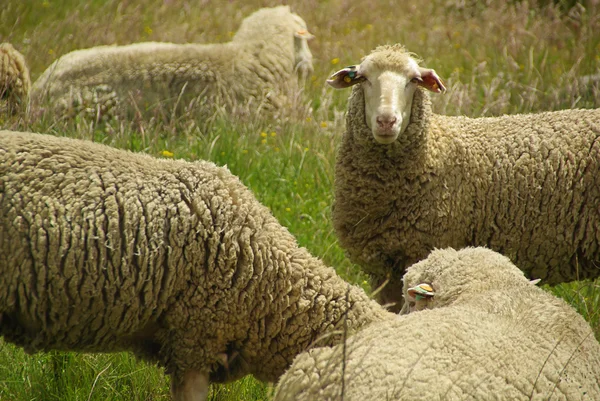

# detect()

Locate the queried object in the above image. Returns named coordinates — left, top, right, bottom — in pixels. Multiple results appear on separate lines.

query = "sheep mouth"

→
left=373, top=131, right=398, bottom=144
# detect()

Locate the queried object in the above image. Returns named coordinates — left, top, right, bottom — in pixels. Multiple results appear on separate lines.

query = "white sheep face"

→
left=327, top=47, right=446, bottom=144
left=361, top=58, right=421, bottom=143
left=292, top=16, right=314, bottom=81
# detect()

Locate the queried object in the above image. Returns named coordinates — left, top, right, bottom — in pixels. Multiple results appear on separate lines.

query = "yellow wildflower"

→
left=260, top=132, right=268, bottom=138
left=285, top=207, right=291, bottom=212
left=261, top=139, right=267, bottom=144
left=161, top=150, right=174, bottom=158
left=331, top=58, right=340, bottom=65
left=274, top=147, right=280, bottom=152
left=144, top=26, right=153, bottom=35
left=242, top=149, right=248, bottom=154
left=270, top=132, right=276, bottom=137
left=320, top=122, right=327, bottom=128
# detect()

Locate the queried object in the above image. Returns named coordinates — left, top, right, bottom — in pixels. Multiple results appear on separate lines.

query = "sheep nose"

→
left=376, top=115, right=397, bottom=129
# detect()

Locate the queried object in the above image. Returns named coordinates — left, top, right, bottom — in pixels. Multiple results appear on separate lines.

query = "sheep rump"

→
left=0, top=130, right=392, bottom=399
left=274, top=247, right=600, bottom=401
left=331, top=44, right=600, bottom=309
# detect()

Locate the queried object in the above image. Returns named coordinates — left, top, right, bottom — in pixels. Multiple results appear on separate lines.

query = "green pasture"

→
left=1, top=0, right=599, bottom=399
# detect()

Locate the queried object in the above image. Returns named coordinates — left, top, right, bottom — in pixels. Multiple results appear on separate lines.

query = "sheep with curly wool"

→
left=328, top=44, right=600, bottom=311
left=0, top=130, right=394, bottom=401
left=0, top=43, right=30, bottom=117
left=27, top=6, right=313, bottom=120
left=274, top=247, right=600, bottom=401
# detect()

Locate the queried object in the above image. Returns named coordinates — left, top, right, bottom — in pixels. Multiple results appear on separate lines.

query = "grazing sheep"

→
left=0, top=43, right=31, bottom=117
left=0, top=130, right=393, bottom=401
left=274, top=247, right=600, bottom=401
left=22, top=6, right=313, bottom=120
left=327, top=44, right=600, bottom=310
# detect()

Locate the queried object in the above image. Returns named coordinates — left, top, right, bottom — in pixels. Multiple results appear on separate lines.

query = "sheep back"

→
left=30, top=7, right=311, bottom=120
left=334, top=85, right=600, bottom=295
left=274, top=247, right=600, bottom=401
left=0, top=130, right=391, bottom=384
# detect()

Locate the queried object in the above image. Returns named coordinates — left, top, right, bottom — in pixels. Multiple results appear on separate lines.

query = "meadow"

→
left=1, top=0, right=600, bottom=399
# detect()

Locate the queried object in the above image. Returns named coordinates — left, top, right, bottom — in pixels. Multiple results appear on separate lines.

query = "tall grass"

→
left=1, top=0, right=599, bottom=399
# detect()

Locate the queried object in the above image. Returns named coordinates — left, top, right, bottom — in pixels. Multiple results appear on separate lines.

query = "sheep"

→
left=0, top=43, right=31, bottom=117
left=21, top=6, right=313, bottom=120
left=274, top=247, right=600, bottom=401
left=327, top=43, right=600, bottom=311
left=0, top=130, right=394, bottom=401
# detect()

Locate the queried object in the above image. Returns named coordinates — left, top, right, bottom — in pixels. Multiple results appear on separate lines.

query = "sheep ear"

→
left=407, top=283, right=435, bottom=300
left=418, top=67, right=446, bottom=93
left=529, top=278, right=541, bottom=285
left=294, top=30, right=315, bottom=40
left=327, top=65, right=365, bottom=89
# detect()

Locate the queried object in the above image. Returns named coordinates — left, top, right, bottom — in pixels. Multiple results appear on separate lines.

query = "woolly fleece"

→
left=0, top=43, right=30, bottom=116
left=29, top=6, right=312, bottom=119
left=333, top=44, right=600, bottom=308
left=0, top=130, right=392, bottom=389
left=274, top=247, right=600, bottom=401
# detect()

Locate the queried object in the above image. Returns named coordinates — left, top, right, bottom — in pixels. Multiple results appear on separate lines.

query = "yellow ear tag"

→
left=407, top=283, right=434, bottom=300
left=343, top=76, right=352, bottom=83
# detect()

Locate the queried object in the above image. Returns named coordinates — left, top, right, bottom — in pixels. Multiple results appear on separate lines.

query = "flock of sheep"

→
left=1, top=5, right=600, bottom=401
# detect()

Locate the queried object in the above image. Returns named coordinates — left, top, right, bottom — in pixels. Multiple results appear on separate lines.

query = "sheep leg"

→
left=171, top=370, right=210, bottom=401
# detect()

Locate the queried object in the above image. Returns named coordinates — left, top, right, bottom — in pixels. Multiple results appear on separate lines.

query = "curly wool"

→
left=29, top=6, right=312, bottom=119
left=333, top=45, right=600, bottom=307
left=0, top=43, right=31, bottom=116
left=274, top=247, right=600, bottom=401
left=0, top=130, right=392, bottom=391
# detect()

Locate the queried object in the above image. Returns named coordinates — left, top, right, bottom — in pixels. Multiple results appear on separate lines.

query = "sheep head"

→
left=292, top=18, right=315, bottom=81
left=327, top=44, right=445, bottom=144
left=399, top=247, right=542, bottom=315
left=233, top=6, right=314, bottom=82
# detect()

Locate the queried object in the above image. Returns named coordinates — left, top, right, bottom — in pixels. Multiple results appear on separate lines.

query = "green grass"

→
left=1, top=0, right=600, bottom=399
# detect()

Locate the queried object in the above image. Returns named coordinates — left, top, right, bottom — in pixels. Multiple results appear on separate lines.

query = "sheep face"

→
left=327, top=45, right=445, bottom=144
left=233, top=6, right=314, bottom=82
left=292, top=16, right=314, bottom=82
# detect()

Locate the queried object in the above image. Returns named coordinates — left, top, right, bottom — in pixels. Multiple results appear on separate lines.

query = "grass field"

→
left=1, top=0, right=600, bottom=399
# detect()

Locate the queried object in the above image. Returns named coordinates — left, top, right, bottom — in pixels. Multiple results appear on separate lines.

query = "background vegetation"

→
left=1, top=0, right=599, bottom=399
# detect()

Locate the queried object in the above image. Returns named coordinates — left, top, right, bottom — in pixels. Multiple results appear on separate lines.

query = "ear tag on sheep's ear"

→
left=327, top=65, right=365, bottom=89
left=407, top=283, right=435, bottom=300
